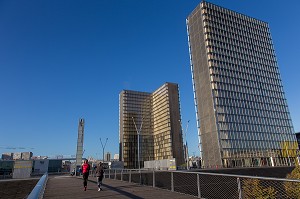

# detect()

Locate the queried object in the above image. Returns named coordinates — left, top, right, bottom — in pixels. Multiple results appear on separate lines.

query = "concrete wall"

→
left=144, top=159, right=176, bottom=170
left=33, top=159, right=49, bottom=174
left=12, top=160, right=32, bottom=179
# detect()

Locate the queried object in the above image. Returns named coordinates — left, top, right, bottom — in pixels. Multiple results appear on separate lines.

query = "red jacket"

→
left=81, top=163, right=90, bottom=174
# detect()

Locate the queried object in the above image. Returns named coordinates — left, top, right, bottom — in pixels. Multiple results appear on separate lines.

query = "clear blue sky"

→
left=1, top=0, right=299, bottom=159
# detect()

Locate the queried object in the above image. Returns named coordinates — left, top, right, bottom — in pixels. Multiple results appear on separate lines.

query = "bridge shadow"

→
left=88, top=179, right=144, bottom=199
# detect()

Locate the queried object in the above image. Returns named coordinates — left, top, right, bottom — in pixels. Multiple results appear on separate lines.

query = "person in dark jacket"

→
left=96, top=162, right=104, bottom=191
left=81, top=159, right=90, bottom=191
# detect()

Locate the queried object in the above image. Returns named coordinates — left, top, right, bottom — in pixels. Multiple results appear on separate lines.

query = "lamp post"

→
left=100, top=138, right=108, bottom=162
left=132, top=116, right=143, bottom=170
left=180, top=120, right=190, bottom=170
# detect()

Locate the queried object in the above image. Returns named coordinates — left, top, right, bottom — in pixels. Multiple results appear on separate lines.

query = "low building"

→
left=21, top=152, right=33, bottom=160
left=33, top=159, right=49, bottom=175
left=1, top=153, right=13, bottom=160
left=13, top=152, right=22, bottom=160
left=113, top=154, right=119, bottom=160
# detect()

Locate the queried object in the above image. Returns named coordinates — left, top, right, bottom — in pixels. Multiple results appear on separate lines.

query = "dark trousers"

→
left=97, top=176, right=103, bottom=188
left=83, top=172, right=89, bottom=187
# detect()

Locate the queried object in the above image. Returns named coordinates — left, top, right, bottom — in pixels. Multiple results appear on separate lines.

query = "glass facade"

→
left=119, top=83, right=184, bottom=169
left=187, top=1, right=298, bottom=168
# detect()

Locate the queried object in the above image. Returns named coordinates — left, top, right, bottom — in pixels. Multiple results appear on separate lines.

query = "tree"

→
left=284, top=166, right=300, bottom=199
left=242, top=178, right=277, bottom=199
left=281, top=141, right=298, bottom=158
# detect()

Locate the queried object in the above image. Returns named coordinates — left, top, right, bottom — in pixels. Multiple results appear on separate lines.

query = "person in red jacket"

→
left=81, top=159, right=90, bottom=191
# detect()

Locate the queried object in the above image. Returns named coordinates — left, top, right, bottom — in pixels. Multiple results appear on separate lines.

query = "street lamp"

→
left=180, top=120, right=190, bottom=170
left=132, top=116, right=143, bottom=170
left=100, top=138, right=108, bottom=162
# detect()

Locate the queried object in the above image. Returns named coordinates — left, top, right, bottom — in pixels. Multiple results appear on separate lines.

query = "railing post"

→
left=171, top=172, right=174, bottom=192
left=139, top=169, right=142, bottom=185
left=115, top=170, right=116, bottom=180
left=121, top=169, right=123, bottom=181
left=153, top=170, right=155, bottom=188
left=237, top=177, right=242, bottom=199
left=129, top=170, right=131, bottom=183
left=197, top=173, right=201, bottom=198
left=109, top=169, right=111, bottom=179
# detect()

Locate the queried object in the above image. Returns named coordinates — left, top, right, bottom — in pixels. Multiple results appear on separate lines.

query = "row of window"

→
left=212, top=81, right=283, bottom=96
left=203, top=23, right=271, bottom=50
left=208, top=52, right=278, bottom=70
left=210, top=62, right=279, bottom=78
left=208, top=54, right=276, bottom=69
left=217, top=111, right=292, bottom=124
left=207, top=42, right=275, bottom=65
left=207, top=44, right=274, bottom=64
left=220, top=149, right=296, bottom=159
left=201, top=2, right=268, bottom=31
left=219, top=130, right=295, bottom=141
left=217, top=114, right=291, bottom=127
left=220, top=139, right=296, bottom=151
left=208, top=53, right=275, bottom=69
left=202, top=15, right=271, bottom=42
left=207, top=47, right=275, bottom=66
left=212, top=83, right=283, bottom=97
left=210, top=67, right=281, bottom=85
left=214, top=91, right=286, bottom=105
left=217, top=120, right=293, bottom=132
left=200, top=25, right=273, bottom=53
left=216, top=104, right=289, bottom=118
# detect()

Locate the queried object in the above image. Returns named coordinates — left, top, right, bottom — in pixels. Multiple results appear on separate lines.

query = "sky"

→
left=0, top=0, right=299, bottom=160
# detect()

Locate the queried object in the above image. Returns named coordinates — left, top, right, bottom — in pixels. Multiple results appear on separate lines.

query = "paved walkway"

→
left=43, top=175, right=196, bottom=198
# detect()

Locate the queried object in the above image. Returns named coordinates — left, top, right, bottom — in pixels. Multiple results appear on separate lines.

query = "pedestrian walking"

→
left=81, top=159, right=90, bottom=191
left=96, top=162, right=104, bottom=191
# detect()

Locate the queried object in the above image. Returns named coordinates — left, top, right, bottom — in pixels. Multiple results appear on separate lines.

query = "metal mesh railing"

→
left=141, top=170, right=153, bottom=186
left=104, top=169, right=300, bottom=199
left=173, top=172, right=198, bottom=196
left=155, top=171, right=171, bottom=190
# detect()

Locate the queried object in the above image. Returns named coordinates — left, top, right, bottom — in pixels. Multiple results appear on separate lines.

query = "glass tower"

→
left=187, top=1, right=297, bottom=168
left=119, top=83, right=184, bottom=169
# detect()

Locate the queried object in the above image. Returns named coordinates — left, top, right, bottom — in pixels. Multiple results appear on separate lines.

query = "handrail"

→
left=105, top=169, right=300, bottom=183
left=27, top=172, right=48, bottom=199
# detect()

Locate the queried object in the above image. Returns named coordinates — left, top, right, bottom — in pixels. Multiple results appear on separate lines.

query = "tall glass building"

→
left=187, top=1, right=298, bottom=168
left=119, top=83, right=184, bottom=169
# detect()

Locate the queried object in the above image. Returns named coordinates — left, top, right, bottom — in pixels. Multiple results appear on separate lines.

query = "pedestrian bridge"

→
left=24, top=168, right=300, bottom=198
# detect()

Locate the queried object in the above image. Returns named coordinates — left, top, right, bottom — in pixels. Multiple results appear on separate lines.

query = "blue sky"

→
left=0, top=0, right=299, bottom=160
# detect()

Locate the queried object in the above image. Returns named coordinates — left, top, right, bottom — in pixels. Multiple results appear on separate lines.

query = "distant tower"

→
left=105, top=152, right=111, bottom=162
left=75, top=118, right=85, bottom=167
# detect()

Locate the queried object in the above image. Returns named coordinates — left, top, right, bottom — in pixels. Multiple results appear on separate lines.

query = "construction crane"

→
left=0, top=146, right=35, bottom=150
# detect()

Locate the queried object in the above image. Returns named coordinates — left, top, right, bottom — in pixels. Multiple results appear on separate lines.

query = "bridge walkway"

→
left=43, top=175, right=196, bottom=199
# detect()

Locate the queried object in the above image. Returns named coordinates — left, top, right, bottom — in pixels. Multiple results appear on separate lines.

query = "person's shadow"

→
left=88, top=179, right=144, bottom=199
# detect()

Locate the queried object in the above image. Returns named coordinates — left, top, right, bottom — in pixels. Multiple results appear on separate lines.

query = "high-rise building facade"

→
left=119, top=90, right=153, bottom=169
left=119, top=83, right=184, bottom=169
left=187, top=1, right=297, bottom=168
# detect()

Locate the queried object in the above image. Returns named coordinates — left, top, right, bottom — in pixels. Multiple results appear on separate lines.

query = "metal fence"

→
left=104, top=169, right=300, bottom=199
left=27, top=172, right=48, bottom=199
